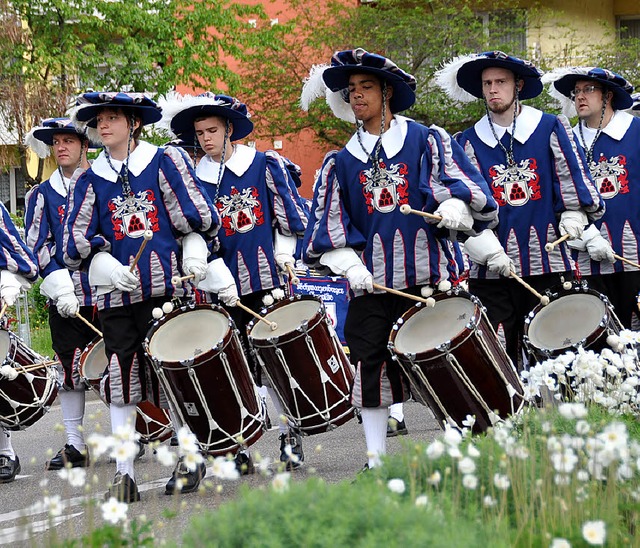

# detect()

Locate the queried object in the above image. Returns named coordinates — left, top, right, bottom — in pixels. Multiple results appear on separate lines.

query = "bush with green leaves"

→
left=184, top=474, right=507, bottom=548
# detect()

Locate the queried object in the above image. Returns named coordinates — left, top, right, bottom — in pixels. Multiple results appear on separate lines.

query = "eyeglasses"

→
left=570, top=85, right=603, bottom=100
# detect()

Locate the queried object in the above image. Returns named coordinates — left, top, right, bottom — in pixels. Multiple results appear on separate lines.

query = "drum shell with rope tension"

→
left=523, top=283, right=622, bottom=362
left=144, top=303, right=265, bottom=456
left=78, top=336, right=173, bottom=443
left=388, top=290, right=524, bottom=434
left=0, top=329, right=58, bottom=430
left=248, top=294, right=356, bottom=435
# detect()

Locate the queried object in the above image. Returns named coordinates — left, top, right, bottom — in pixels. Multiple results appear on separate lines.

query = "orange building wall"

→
left=176, top=0, right=356, bottom=200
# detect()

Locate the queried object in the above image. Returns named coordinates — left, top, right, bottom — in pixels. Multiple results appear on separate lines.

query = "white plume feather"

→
left=434, top=54, right=479, bottom=103
left=300, top=64, right=331, bottom=111
left=326, top=90, right=356, bottom=123
left=542, top=67, right=594, bottom=118
left=23, top=127, right=51, bottom=159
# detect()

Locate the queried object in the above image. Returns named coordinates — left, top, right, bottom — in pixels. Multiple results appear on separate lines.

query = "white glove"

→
left=218, top=284, right=239, bottom=306
left=568, top=225, right=615, bottom=263
left=110, top=265, right=140, bottom=292
left=57, top=293, right=80, bottom=318
left=274, top=231, right=298, bottom=273
left=559, top=210, right=587, bottom=240
left=89, top=252, right=139, bottom=293
left=463, top=230, right=513, bottom=277
left=434, top=198, right=474, bottom=232
left=320, top=247, right=373, bottom=293
left=182, top=232, right=208, bottom=284
left=197, top=258, right=235, bottom=293
left=0, top=271, right=30, bottom=307
left=40, top=269, right=79, bottom=317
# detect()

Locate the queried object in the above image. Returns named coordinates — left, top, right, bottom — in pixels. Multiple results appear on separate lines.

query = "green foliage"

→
left=1, top=0, right=288, bottom=182
left=183, top=476, right=507, bottom=547
left=241, top=0, right=640, bottom=143
left=59, top=518, right=154, bottom=547
left=381, top=407, right=640, bottom=547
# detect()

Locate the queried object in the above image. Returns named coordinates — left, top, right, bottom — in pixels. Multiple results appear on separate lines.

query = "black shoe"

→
left=165, top=457, right=206, bottom=495
left=234, top=451, right=255, bottom=476
left=387, top=418, right=408, bottom=437
left=0, top=455, right=20, bottom=483
left=45, top=444, right=90, bottom=470
left=279, top=430, right=304, bottom=470
left=170, top=432, right=178, bottom=447
left=104, top=472, right=140, bottom=503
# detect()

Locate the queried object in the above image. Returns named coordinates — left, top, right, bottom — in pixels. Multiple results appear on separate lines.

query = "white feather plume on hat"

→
left=23, top=128, right=51, bottom=159
left=542, top=67, right=594, bottom=118
left=156, top=89, right=184, bottom=136
left=434, top=54, right=479, bottom=103
left=300, top=64, right=356, bottom=123
left=68, top=103, right=102, bottom=145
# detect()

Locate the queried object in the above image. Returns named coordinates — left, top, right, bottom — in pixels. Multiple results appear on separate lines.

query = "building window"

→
left=478, top=9, right=527, bottom=53
left=618, top=16, right=640, bottom=42
left=0, top=167, right=26, bottom=214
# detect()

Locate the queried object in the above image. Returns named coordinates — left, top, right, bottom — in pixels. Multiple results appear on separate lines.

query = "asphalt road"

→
left=0, top=393, right=441, bottom=546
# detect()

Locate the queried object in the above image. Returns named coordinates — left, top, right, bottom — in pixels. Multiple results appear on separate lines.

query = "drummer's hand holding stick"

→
left=274, top=231, right=299, bottom=285
left=566, top=225, right=617, bottom=263
left=319, top=247, right=374, bottom=293
left=546, top=210, right=588, bottom=252
left=0, top=270, right=31, bottom=320
left=460, top=229, right=553, bottom=304
left=400, top=199, right=475, bottom=232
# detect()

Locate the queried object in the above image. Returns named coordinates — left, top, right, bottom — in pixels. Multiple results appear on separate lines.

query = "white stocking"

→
left=360, top=407, right=388, bottom=468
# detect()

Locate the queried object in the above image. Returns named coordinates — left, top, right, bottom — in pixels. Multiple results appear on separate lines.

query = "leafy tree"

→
left=0, top=0, right=287, bottom=185
left=240, top=0, right=640, bottom=144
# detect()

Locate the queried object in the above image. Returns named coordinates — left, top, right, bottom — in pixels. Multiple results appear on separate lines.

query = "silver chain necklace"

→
left=485, top=88, right=519, bottom=168
left=578, top=98, right=608, bottom=165
left=355, top=82, right=388, bottom=180
left=104, top=117, right=135, bottom=196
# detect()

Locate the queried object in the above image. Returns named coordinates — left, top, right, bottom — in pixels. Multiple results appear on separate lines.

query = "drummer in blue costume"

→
left=64, top=92, right=219, bottom=502
left=0, top=204, right=38, bottom=483
left=435, top=51, right=604, bottom=370
left=301, top=48, right=498, bottom=470
left=545, top=67, right=640, bottom=328
left=160, top=92, right=310, bottom=472
left=24, top=117, right=101, bottom=471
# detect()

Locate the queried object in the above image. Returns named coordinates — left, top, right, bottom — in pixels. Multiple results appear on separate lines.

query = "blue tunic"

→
left=25, top=170, right=94, bottom=305
left=0, top=203, right=37, bottom=281
left=63, top=142, right=219, bottom=309
left=196, top=145, right=309, bottom=296
left=456, top=106, right=603, bottom=278
left=571, top=112, right=640, bottom=275
left=304, top=117, right=497, bottom=290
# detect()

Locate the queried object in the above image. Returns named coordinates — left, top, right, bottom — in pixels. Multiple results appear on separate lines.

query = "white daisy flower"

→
left=462, top=474, right=478, bottom=490
left=272, top=472, right=291, bottom=493
left=582, top=520, right=606, bottom=545
left=387, top=478, right=406, bottom=494
left=102, top=496, right=128, bottom=524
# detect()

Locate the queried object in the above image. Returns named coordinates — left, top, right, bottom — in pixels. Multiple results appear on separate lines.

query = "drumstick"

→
left=544, top=233, right=571, bottom=252
left=510, top=271, right=550, bottom=306
left=171, top=273, right=195, bottom=286
left=0, top=303, right=7, bottom=320
left=129, top=230, right=154, bottom=273
left=613, top=254, right=640, bottom=269
left=75, top=312, right=103, bottom=337
left=399, top=204, right=442, bottom=222
left=17, top=360, right=60, bottom=373
left=372, top=283, right=436, bottom=308
left=285, top=263, right=299, bottom=285
left=236, top=300, right=278, bottom=331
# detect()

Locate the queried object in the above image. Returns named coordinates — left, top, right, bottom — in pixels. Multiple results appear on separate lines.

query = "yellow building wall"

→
left=522, top=0, right=616, bottom=64
left=614, top=0, right=640, bottom=17
left=25, top=148, right=57, bottom=185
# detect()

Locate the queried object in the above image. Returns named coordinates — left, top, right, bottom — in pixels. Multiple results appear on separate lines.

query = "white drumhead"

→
left=82, top=339, right=108, bottom=380
left=394, top=297, right=476, bottom=355
left=528, top=294, right=605, bottom=350
left=250, top=299, right=321, bottom=340
left=148, top=308, right=229, bottom=362
left=0, top=330, right=10, bottom=358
